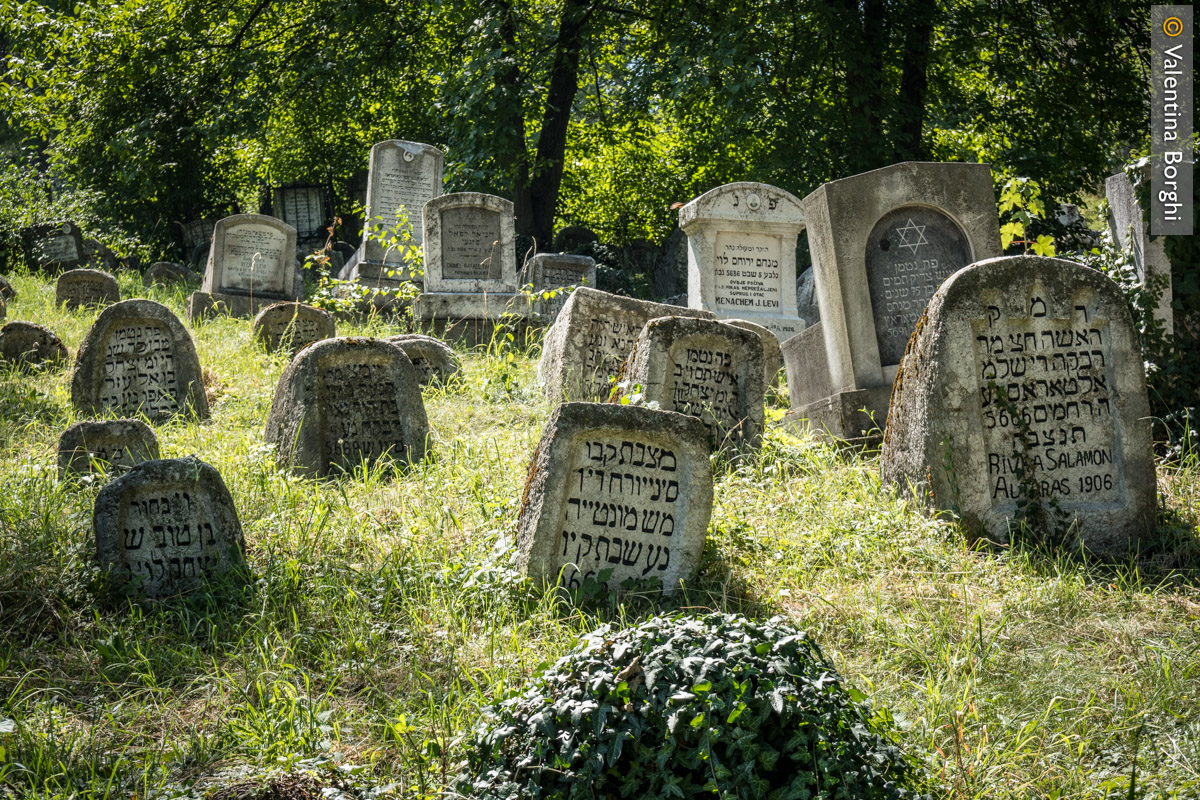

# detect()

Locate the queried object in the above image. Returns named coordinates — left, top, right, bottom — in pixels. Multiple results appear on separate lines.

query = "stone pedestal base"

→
left=414, top=292, right=532, bottom=347
left=188, top=291, right=287, bottom=321
left=779, top=386, right=892, bottom=444
left=717, top=313, right=805, bottom=342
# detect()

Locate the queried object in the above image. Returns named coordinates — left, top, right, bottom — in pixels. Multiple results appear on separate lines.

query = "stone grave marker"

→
left=680, top=181, right=807, bottom=343
left=252, top=301, right=335, bottom=353
left=21, top=221, right=85, bottom=272
left=1106, top=169, right=1174, bottom=332
left=71, top=299, right=209, bottom=421
left=144, top=261, right=196, bottom=288
left=93, top=456, right=246, bottom=598
left=554, top=226, right=598, bottom=253
left=520, top=253, right=596, bottom=324
left=539, top=287, right=715, bottom=402
left=0, top=321, right=68, bottom=369
left=385, top=334, right=461, bottom=387
left=180, top=218, right=215, bottom=253
left=58, top=419, right=160, bottom=479
left=516, top=402, right=713, bottom=593
left=188, top=214, right=299, bottom=320
left=56, top=268, right=120, bottom=311
left=723, top=318, right=782, bottom=388
left=272, top=183, right=328, bottom=241
left=881, top=255, right=1155, bottom=555
left=264, top=337, right=429, bottom=477
left=782, top=161, right=1003, bottom=441
left=624, top=239, right=660, bottom=275
left=626, top=316, right=766, bottom=456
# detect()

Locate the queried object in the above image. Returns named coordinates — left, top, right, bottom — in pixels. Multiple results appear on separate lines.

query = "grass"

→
left=1, top=264, right=1199, bottom=798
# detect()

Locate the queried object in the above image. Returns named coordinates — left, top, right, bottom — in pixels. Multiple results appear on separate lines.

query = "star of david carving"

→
left=894, top=218, right=928, bottom=255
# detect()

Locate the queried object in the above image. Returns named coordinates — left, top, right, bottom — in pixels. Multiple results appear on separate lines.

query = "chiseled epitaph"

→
left=363, top=140, right=443, bottom=259
left=252, top=302, right=335, bottom=353
left=203, top=214, right=299, bottom=299
left=441, top=206, right=502, bottom=281
left=56, top=268, right=120, bottom=311
left=386, top=334, right=461, bottom=387
left=58, top=419, right=160, bottom=479
left=627, top=317, right=766, bottom=455
left=521, top=253, right=596, bottom=324
left=264, top=338, right=429, bottom=477
left=865, top=206, right=972, bottom=365
left=423, top=193, right=517, bottom=292
left=0, top=321, right=69, bottom=369
left=272, top=185, right=326, bottom=239
left=517, top=403, right=713, bottom=594
left=882, top=256, right=1155, bottom=554
left=71, top=300, right=209, bottom=421
left=94, top=456, right=246, bottom=599
left=22, top=221, right=85, bottom=271
left=539, top=287, right=715, bottom=401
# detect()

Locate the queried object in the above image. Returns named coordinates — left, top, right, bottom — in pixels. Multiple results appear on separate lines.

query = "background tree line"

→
left=0, top=0, right=1150, bottom=259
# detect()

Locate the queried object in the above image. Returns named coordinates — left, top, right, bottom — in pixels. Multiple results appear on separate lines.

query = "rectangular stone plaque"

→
left=276, top=187, right=325, bottom=237
left=713, top=232, right=782, bottom=313
left=98, top=322, right=180, bottom=418
left=216, top=222, right=288, bottom=295
left=441, top=207, right=502, bottom=281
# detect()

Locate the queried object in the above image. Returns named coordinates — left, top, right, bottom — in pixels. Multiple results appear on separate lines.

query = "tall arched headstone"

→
left=188, top=214, right=299, bottom=320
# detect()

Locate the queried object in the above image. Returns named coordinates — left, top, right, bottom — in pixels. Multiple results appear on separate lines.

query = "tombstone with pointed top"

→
left=58, top=419, right=160, bottom=479
left=188, top=214, right=300, bottom=320
left=56, top=268, right=120, bottom=311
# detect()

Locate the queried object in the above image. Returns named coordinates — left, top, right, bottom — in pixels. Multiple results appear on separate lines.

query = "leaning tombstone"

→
left=93, top=456, right=246, bottom=599
left=782, top=161, right=1003, bottom=441
left=626, top=317, right=766, bottom=456
left=71, top=299, right=209, bottom=420
left=723, top=318, right=782, bottom=388
left=539, top=287, right=714, bottom=402
left=56, top=268, right=120, bottom=311
left=680, top=182, right=807, bottom=342
left=187, top=214, right=299, bottom=320
left=144, top=261, right=196, bottom=288
left=516, top=402, right=713, bottom=594
left=385, top=333, right=461, bottom=387
left=1105, top=169, right=1174, bottom=332
left=21, top=221, right=85, bottom=272
left=252, top=301, right=335, bottom=353
left=553, top=226, right=598, bottom=253
left=0, top=321, right=68, bottom=369
left=520, top=253, right=596, bottom=325
left=264, top=337, right=429, bottom=477
left=882, top=255, right=1156, bottom=555
left=58, top=419, right=160, bottom=480
left=414, top=192, right=528, bottom=342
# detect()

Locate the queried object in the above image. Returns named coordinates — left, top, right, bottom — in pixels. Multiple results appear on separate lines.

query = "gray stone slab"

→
left=252, top=301, right=335, bottom=353
left=272, top=184, right=327, bottom=239
left=723, top=318, right=782, bottom=389
left=187, top=290, right=284, bottom=321
left=516, top=402, right=713, bottom=594
left=627, top=316, right=766, bottom=456
left=71, top=299, right=209, bottom=421
left=423, top=192, right=517, bottom=293
left=0, top=321, right=68, bottom=369
left=520, top=253, right=596, bottom=324
left=94, top=456, right=246, bottom=599
left=538, top=287, right=715, bottom=402
left=21, top=221, right=85, bottom=272
left=1106, top=168, right=1174, bottom=332
left=202, top=214, right=300, bottom=300
left=144, top=261, right=196, bottom=288
left=58, top=419, right=160, bottom=479
left=881, top=255, right=1156, bottom=554
left=264, top=337, right=429, bottom=477
left=56, top=268, right=120, bottom=311
left=361, top=140, right=443, bottom=258
left=386, top=334, right=461, bottom=387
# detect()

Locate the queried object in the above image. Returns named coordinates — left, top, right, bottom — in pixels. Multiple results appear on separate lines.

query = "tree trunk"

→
left=894, top=0, right=937, bottom=161
left=493, top=0, right=534, bottom=240
left=837, top=0, right=889, bottom=173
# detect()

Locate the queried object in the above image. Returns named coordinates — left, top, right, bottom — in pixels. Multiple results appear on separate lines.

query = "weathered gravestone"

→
left=94, top=456, right=246, bottom=598
left=144, top=261, right=196, bottom=288
left=1105, top=169, right=1174, bottom=332
left=520, top=253, right=596, bottom=324
left=624, top=239, right=660, bottom=275
left=188, top=214, right=300, bottom=320
left=264, top=337, right=429, bottom=477
left=626, top=317, right=766, bottom=456
left=339, top=140, right=444, bottom=298
left=58, top=419, right=160, bottom=479
left=71, top=299, right=209, bottom=420
left=539, top=287, right=715, bottom=401
left=554, top=226, right=598, bottom=253
left=881, top=255, right=1156, bottom=554
left=21, top=222, right=85, bottom=272
left=252, top=301, right=336, bottom=353
left=271, top=183, right=328, bottom=242
left=680, top=182, right=807, bottom=342
left=415, top=192, right=527, bottom=341
left=782, top=161, right=1002, bottom=441
left=516, top=402, right=713, bottom=593
left=0, top=321, right=68, bottom=369
left=385, top=334, right=461, bottom=387
left=723, top=318, right=782, bottom=388
left=56, top=268, right=120, bottom=311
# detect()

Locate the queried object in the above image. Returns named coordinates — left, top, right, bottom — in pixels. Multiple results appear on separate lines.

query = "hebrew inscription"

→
left=98, top=322, right=180, bottom=418
left=370, top=146, right=439, bottom=249
left=118, top=486, right=227, bottom=596
left=319, top=359, right=407, bottom=470
left=581, top=315, right=641, bottom=398
left=668, top=342, right=741, bottom=443
left=218, top=222, right=287, bottom=294
left=440, top=206, right=502, bottom=281
left=278, top=187, right=325, bottom=236
left=713, top=231, right=782, bottom=312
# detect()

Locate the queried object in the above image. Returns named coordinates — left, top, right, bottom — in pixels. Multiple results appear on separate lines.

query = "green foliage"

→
left=997, top=178, right=1057, bottom=257
left=453, top=612, right=928, bottom=800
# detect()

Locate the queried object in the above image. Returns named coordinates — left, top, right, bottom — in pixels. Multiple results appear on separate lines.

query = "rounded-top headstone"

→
left=58, top=418, right=160, bottom=479
left=723, top=318, right=782, bottom=387
left=264, top=337, right=430, bottom=477
left=56, top=268, right=120, bottom=311
left=202, top=214, right=300, bottom=299
left=82, top=238, right=119, bottom=271
left=71, top=299, right=209, bottom=421
left=0, top=321, right=68, bottom=369
left=386, top=334, right=461, bottom=387
left=144, top=261, right=196, bottom=288
left=93, top=456, right=246, bottom=598
left=252, top=301, right=336, bottom=353
left=882, top=255, right=1155, bottom=554
left=21, top=221, right=84, bottom=272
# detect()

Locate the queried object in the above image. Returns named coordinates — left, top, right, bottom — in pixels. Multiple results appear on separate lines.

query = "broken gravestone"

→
left=264, top=337, right=430, bottom=477
left=539, top=287, right=715, bottom=402
left=58, top=419, right=160, bottom=479
left=385, top=334, right=462, bottom=387
left=93, top=456, right=246, bottom=598
left=0, top=321, right=68, bottom=369
left=71, top=299, right=209, bottom=421
left=188, top=214, right=300, bottom=320
left=252, top=301, right=336, bottom=353
left=881, top=255, right=1156, bottom=555
left=56, top=268, right=120, bottom=311
left=516, top=402, right=713, bottom=594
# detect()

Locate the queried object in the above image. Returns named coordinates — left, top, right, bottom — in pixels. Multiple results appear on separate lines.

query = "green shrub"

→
left=453, top=612, right=928, bottom=800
